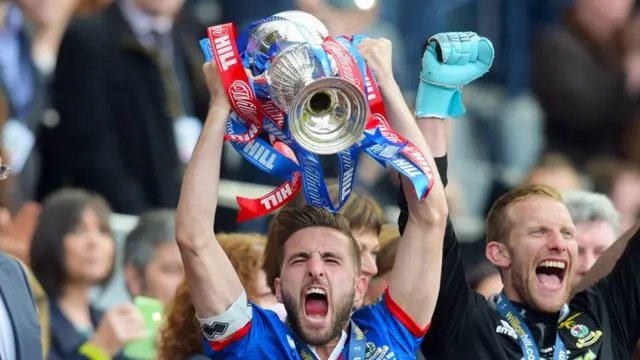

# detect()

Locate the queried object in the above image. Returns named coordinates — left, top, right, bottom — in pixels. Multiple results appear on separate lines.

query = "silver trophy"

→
left=250, top=15, right=369, bottom=155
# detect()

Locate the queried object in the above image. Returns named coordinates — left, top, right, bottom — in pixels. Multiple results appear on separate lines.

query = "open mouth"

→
left=535, top=260, right=567, bottom=290
left=304, top=287, right=329, bottom=319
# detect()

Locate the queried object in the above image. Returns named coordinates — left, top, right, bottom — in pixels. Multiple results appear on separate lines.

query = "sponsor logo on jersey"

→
left=496, top=319, right=518, bottom=340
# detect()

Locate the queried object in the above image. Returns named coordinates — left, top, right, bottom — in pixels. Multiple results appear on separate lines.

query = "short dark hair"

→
left=263, top=205, right=361, bottom=293
left=124, top=209, right=177, bottom=277
left=30, top=188, right=114, bottom=298
left=286, top=182, right=385, bottom=235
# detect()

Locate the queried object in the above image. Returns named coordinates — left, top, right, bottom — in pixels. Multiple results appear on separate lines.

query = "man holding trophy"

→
left=175, top=11, right=493, bottom=360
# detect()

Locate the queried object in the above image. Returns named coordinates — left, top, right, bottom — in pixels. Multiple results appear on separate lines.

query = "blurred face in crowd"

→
left=489, top=196, right=577, bottom=313
left=64, top=207, right=115, bottom=285
left=573, top=221, right=617, bottom=285
left=575, top=0, right=633, bottom=38
left=253, top=270, right=278, bottom=308
left=16, top=0, right=76, bottom=26
left=131, top=241, right=184, bottom=305
left=274, top=227, right=365, bottom=345
left=525, top=167, right=581, bottom=193
left=365, top=272, right=389, bottom=305
left=611, top=171, right=640, bottom=232
left=132, top=0, right=184, bottom=17
left=352, top=229, right=378, bottom=280
left=475, top=273, right=503, bottom=299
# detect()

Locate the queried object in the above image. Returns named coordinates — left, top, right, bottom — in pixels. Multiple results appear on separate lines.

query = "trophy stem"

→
left=308, top=91, right=334, bottom=116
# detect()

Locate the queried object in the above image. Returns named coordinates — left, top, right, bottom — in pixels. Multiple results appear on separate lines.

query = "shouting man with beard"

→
left=406, top=37, right=640, bottom=360
left=175, top=31, right=492, bottom=359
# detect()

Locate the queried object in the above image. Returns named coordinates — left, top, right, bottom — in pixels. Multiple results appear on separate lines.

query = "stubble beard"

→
left=513, top=267, right=570, bottom=313
left=283, top=288, right=355, bottom=346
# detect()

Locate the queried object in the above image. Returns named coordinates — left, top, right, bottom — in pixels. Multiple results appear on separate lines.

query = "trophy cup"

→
left=247, top=19, right=369, bottom=155
left=201, top=11, right=433, bottom=221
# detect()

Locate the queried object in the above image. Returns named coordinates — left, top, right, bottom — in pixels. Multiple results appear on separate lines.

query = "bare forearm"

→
left=390, top=209, right=445, bottom=327
left=417, top=119, right=447, bottom=158
left=176, top=106, right=243, bottom=316
left=380, top=78, right=448, bottom=327
left=176, top=106, right=228, bottom=242
left=573, top=222, right=640, bottom=294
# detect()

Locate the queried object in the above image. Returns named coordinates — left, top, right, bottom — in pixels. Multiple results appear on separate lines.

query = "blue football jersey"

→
left=204, top=289, right=428, bottom=359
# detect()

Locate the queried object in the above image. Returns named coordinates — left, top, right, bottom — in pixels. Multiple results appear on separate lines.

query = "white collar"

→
left=308, top=330, right=348, bottom=360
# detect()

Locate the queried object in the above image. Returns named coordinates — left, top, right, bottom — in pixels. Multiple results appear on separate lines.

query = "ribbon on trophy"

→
left=199, top=14, right=434, bottom=222
left=202, top=24, right=263, bottom=143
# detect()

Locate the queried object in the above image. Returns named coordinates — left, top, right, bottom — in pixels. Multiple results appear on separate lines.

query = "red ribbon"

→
left=207, top=24, right=263, bottom=143
left=235, top=141, right=302, bottom=222
left=322, top=37, right=366, bottom=95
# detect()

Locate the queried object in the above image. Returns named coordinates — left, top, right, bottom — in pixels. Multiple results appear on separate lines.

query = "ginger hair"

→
left=486, top=184, right=564, bottom=244
left=157, top=233, right=266, bottom=360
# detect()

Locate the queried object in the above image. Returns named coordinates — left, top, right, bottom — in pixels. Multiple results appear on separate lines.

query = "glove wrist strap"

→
left=415, top=81, right=458, bottom=119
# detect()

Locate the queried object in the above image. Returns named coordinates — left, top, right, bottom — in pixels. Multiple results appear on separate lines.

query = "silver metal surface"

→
left=274, top=10, right=329, bottom=38
left=245, top=19, right=324, bottom=63
left=249, top=22, right=368, bottom=155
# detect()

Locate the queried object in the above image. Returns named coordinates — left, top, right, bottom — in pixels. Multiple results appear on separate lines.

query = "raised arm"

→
left=358, top=39, right=447, bottom=329
left=573, top=222, right=640, bottom=294
left=175, top=63, right=244, bottom=320
left=591, top=223, right=640, bottom=349
left=398, top=33, right=495, bottom=355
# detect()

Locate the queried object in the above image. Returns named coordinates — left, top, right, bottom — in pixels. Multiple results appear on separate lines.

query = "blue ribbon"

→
left=495, top=292, right=570, bottom=360
left=227, top=113, right=300, bottom=182
left=339, top=35, right=431, bottom=200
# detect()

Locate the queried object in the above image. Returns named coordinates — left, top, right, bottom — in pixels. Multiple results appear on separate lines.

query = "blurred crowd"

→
left=1, top=0, right=640, bottom=358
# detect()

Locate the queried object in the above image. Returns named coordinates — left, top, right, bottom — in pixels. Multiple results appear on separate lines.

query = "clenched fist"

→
left=416, top=32, right=494, bottom=119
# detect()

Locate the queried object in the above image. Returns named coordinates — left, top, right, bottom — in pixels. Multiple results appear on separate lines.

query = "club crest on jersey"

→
left=576, top=330, right=603, bottom=349
left=364, top=342, right=392, bottom=359
left=570, top=324, right=589, bottom=339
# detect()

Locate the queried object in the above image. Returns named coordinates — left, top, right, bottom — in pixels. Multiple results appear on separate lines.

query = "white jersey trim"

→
left=197, top=290, right=253, bottom=341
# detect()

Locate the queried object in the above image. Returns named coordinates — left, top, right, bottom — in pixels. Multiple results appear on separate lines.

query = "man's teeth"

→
left=538, top=260, right=566, bottom=269
left=306, top=288, right=326, bottom=296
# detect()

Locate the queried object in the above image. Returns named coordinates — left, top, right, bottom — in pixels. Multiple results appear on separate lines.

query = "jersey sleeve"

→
left=595, top=226, right=640, bottom=350
left=200, top=292, right=278, bottom=358
left=353, top=287, right=428, bottom=356
left=398, top=156, right=476, bottom=356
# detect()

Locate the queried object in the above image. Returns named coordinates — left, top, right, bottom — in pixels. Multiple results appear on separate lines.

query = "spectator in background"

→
left=0, top=0, right=83, bottom=210
left=30, top=189, right=145, bottom=360
left=39, top=0, right=210, bottom=215
left=466, top=260, right=502, bottom=299
left=532, top=0, right=636, bottom=167
left=564, top=190, right=620, bottom=286
left=378, top=223, right=400, bottom=248
left=587, top=157, right=640, bottom=232
left=484, top=152, right=581, bottom=219
left=158, top=233, right=275, bottom=360
left=365, top=236, right=399, bottom=305
left=123, top=209, right=183, bottom=305
left=523, top=153, right=582, bottom=192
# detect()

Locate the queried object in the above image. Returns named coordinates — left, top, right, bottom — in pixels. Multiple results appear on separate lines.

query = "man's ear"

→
left=274, top=277, right=282, bottom=303
left=486, top=241, right=511, bottom=270
left=353, top=274, right=368, bottom=308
